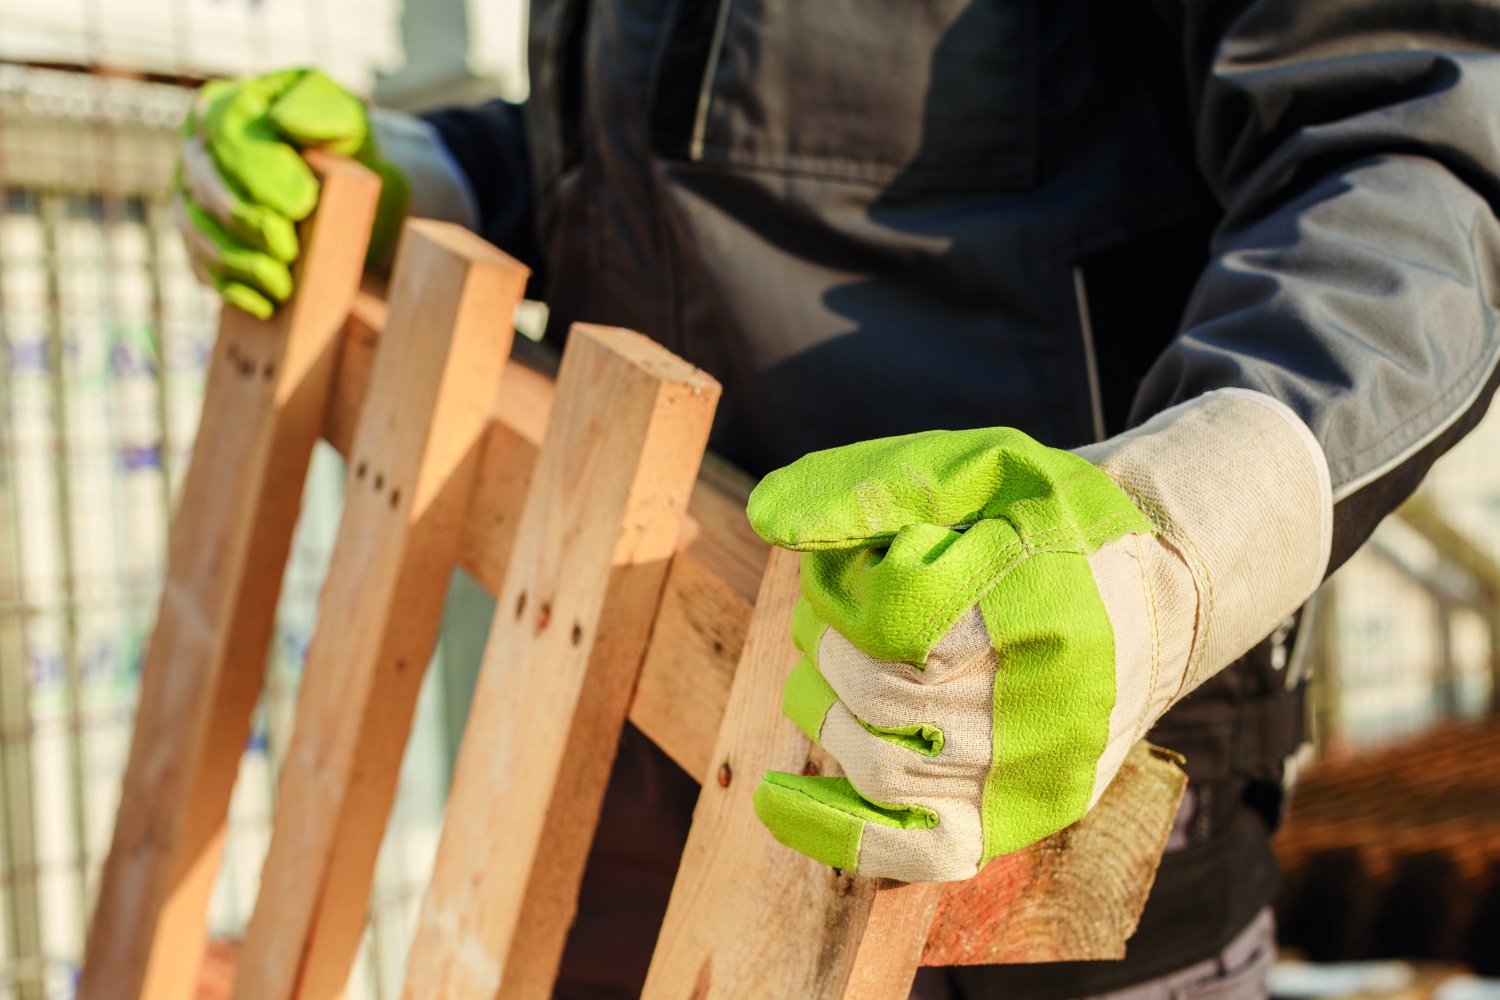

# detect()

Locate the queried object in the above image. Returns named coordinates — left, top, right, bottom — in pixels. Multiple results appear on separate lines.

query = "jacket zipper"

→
left=1073, top=265, right=1107, bottom=443
left=690, top=0, right=734, bottom=161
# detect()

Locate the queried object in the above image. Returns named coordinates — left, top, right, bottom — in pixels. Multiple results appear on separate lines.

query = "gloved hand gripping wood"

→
left=174, top=69, right=409, bottom=318
left=746, top=389, right=1333, bottom=882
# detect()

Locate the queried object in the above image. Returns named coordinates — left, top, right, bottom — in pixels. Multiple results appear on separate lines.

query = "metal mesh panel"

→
left=0, top=64, right=450, bottom=1000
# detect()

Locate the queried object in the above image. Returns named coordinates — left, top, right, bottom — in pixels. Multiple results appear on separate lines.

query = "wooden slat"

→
left=78, top=153, right=380, bottom=1000
left=629, top=551, right=752, bottom=781
left=230, top=221, right=529, bottom=1000
left=920, top=740, right=1187, bottom=965
left=844, top=882, right=945, bottom=1000
left=400, top=325, right=720, bottom=1000
left=456, top=361, right=554, bottom=594
left=321, top=289, right=384, bottom=457
left=640, top=548, right=885, bottom=1000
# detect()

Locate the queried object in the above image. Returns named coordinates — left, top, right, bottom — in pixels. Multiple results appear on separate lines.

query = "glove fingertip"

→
left=220, top=282, right=275, bottom=320
left=753, top=773, right=864, bottom=872
left=745, top=471, right=805, bottom=549
left=261, top=214, right=300, bottom=262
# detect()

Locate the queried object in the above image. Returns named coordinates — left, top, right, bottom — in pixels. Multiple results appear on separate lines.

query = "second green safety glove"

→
left=747, top=389, right=1333, bottom=882
left=174, top=68, right=410, bottom=319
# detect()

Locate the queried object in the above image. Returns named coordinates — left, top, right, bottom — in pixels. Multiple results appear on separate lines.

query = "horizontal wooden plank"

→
left=920, top=740, right=1188, bottom=965
left=628, top=551, right=750, bottom=781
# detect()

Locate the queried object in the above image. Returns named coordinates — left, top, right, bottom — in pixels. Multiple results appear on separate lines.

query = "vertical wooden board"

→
left=78, top=154, right=379, bottom=1000
left=229, top=221, right=529, bottom=1000
left=640, top=548, right=882, bottom=1000
left=844, top=882, right=945, bottom=1000
left=400, top=324, right=719, bottom=1000
left=920, top=741, right=1186, bottom=966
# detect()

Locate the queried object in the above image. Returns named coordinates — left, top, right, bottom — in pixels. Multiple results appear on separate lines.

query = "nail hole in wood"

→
left=395, top=658, right=406, bottom=672
left=832, top=868, right=844, bottom=877
left=374, top=473, right=384, bottom=491
left=515, top=592, right=527, bottom=619
left=717, top=763, right=732, bottom=788
left=262, top=362, right=274, bottom=379
left=390, top=488, right=400, bottom=508
left=802, top=760, right=820, bottom=777
left=537, top=602, right=551, bottom=631
left=356, top=461, right=367, bottom=479
left=712, top=640, right=724, bottom=654
left=571, top=623, right=583, bottom=645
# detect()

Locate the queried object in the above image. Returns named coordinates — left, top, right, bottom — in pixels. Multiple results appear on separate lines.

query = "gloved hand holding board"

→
left=748, top=388, right=1333, bottom=881
left=175, top=69, right=409, bottom=318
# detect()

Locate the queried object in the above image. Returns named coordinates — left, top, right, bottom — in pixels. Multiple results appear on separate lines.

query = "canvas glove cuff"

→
left=746, top=389, right=1332, bottom=882
left=173, top=69, right=412, bottom=319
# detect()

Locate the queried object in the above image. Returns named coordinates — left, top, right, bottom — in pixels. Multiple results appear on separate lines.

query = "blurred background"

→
left=0, top=2, right=1495, bottom=999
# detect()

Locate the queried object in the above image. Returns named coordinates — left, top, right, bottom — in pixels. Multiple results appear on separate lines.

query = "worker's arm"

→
left=1137, top=0, right=1500, bottom=574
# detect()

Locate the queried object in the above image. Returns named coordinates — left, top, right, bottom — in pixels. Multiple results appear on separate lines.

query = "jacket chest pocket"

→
left=652, top=0, right=1038, bottom=192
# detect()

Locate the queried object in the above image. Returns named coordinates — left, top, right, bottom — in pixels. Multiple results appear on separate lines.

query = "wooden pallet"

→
left=80, top=160, right=1186, bottom=1000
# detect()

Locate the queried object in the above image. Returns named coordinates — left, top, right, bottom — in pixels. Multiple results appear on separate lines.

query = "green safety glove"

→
left=174, top=69, right=410, bottom=319
left=746, top=389, right=1333, bottom=882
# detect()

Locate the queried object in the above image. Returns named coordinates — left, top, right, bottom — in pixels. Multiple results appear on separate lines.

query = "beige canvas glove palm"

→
left=747, top=389, right=1332, bottom=883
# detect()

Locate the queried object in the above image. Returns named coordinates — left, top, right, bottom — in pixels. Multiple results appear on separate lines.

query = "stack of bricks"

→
left=1274, top=720, right=1500, bottom=970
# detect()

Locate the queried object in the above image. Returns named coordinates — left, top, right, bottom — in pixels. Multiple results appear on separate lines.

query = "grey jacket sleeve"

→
left=1136, top=0, right=1500, bottom=571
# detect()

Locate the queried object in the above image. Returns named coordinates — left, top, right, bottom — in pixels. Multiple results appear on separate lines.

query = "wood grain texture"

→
left=844, top=882, right=945, bottom=1000
left=77, top=153, right=380, bottom=1000
left=629, top=552, right=752, bottom=781
left=230, top=221, right=529, bottom=1000
left=920, top=741, right=1187, bottom=965
left=321, top=289, right=384, bottom=457
left=457, top=361, right=554, bottom=594
left=400, top=324, right=720, bottom=1000
left=640, top=548, right=882, bottom=1000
